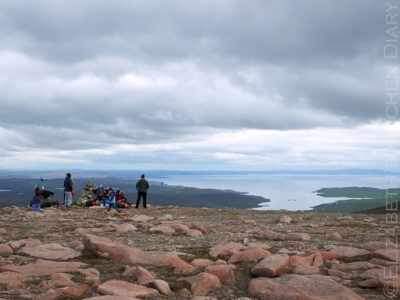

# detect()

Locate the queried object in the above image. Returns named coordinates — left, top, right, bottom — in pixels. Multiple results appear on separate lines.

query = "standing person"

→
left=33, top=186, right=42, bottom=212
left=107, top=188, right=121, bottom=213
left=63, top=173, right=73, bottom=208
left=136, top=174, right=149, bottom=208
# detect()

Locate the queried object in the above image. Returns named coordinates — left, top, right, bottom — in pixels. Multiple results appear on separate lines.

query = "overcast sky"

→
left=0, top=0, right=398, bottom=170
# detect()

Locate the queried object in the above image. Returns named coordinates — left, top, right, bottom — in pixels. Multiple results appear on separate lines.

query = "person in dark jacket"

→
left=63, top=173, right=73, bottom=208
left=135, top=174, right=149, bottom=208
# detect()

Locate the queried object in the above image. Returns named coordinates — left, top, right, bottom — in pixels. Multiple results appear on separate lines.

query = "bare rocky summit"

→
left=0, top=205, right=397, bottom=299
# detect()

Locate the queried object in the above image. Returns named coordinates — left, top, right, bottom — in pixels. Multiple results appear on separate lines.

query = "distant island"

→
left=312, top=187, right=400, bottom=213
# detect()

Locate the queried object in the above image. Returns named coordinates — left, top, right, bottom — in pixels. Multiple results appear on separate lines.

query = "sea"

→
left=154, top=173, right=394, bottom=211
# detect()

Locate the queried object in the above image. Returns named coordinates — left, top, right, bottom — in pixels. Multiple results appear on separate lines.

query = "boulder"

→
left=191, top=223, right=209, bottom=234
left=18, top=243, right=81, bottom=261
left=157, top=214, right=173, bottom=221
left=328, top=232, right=342, bottom=240
left=372, top=248, right=400, bottom=262
left=187, top=229, right=203, bottom=237
left=97, top=280, right=159, bottom=298
left=83, top=297, right=140, bottom=300
left=144, top=279, right=171, bottom=295
left=228, top=247, right=270, bottom=264
left=0, top=271, right=26, bottom=289
left=251, top=254, right=289, bottom=277
left=185, top=272, right=221, bottom=296
left=79, top=268, right=101, bottom=287
left=248, top=275, right=365, bottom=300
left=293, top=265, right=319, bottom=275
left=209, top=242, right=245, bottom=258
left=358, top=268, right=400, bottom=291
left=47, top=273, right=76, bottom=288
left=328, top=269, right=349, bottom=278
left=331, top=261, right=375, bottom=272
left=361, top=241, right=398, bottom=251
left=132, top=215, right=154, bottom=222
left=0, top=259, right=88, bottom=277
left=33, top=284, right=88, bottom=300
left=191, top=259, right=214, bottom=268
left=8, top=238, right=42, bottom=250
left=116, top=223, right=137, bottom=234
left=205, top=264, right=236, bottom=287
left=122, top=266, right=155, bottom=284
left=286, top=233, right=311, bottom=241
left=162, top=222, right=189, bottom=233
left=76, top=227, right=107, bottom=235
left=256, top=229, right=286, bottom=241
left=83, top=234, right=195, bottom=274
left=0, top=244, right=13, bottom=255
left=280, top=215, right=292, bottom=223
left=328, top=246, right=369, bottom=259
left=289, top=252, right=323, bottom=267
left=149, top=225, right=175, bottom=235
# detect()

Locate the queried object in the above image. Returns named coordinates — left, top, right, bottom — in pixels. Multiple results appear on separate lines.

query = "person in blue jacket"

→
left=107, top=188, right=121, bottom=213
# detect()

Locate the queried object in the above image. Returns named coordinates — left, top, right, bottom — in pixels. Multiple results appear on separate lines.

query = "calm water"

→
left=155, top=174, right=394, bottom=210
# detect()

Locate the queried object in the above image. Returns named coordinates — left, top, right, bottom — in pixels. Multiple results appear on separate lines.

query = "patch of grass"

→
left=76, top=250, right=126, bottom=282
left=233, top=261, right=254, bottom=296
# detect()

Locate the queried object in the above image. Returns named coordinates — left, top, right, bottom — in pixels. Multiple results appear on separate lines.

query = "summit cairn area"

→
left=0, top=205, right=396, bottom=299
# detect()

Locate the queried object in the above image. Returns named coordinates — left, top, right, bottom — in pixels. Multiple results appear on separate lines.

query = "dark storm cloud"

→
left=0, top=0, right=391, bottom=168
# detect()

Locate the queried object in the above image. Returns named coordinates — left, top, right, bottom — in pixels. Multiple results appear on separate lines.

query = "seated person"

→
left=41, top=189, right=55, bottom=208
left=95, top=185, right=106, bottom=203
left=115, top=190, right=126, bottom=202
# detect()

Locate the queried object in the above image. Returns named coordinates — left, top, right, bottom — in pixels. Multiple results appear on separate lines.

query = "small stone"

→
left=280, top=215, right=292, bottom=224
left=328, top=232, right=342, bottom=240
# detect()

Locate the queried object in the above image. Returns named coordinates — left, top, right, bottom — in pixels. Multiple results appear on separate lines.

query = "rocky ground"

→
left=0, top=205, right=398, bottom=300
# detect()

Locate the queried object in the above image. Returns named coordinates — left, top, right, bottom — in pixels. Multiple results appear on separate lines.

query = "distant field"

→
left=0, top=177, right=269, bottom=209
left=312, top=187, right=400, bottom=213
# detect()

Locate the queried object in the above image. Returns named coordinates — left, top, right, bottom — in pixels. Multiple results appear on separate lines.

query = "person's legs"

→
left=34, top=203, right=41, bottom=212
left=135, top=192, right=141, bottom=208
left=65, top=192, right=72, bottom=208
left=143, top=192, right=147, bottom=208
left=113, top=203, right=121, bottom=212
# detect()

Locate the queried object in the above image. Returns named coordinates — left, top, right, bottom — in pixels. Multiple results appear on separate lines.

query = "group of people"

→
left=31, top=173, right=150, bottom=212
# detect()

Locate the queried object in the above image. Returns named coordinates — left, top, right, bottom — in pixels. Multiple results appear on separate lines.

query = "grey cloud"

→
left=0, top=0, right=391, bottom=168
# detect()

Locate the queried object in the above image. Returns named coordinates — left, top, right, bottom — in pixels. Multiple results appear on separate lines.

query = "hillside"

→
left=0, top=204, right=396, bottom=299
left=312, top=187, right=400, bottom=213
left=0, top=178, right=269, bottom=209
